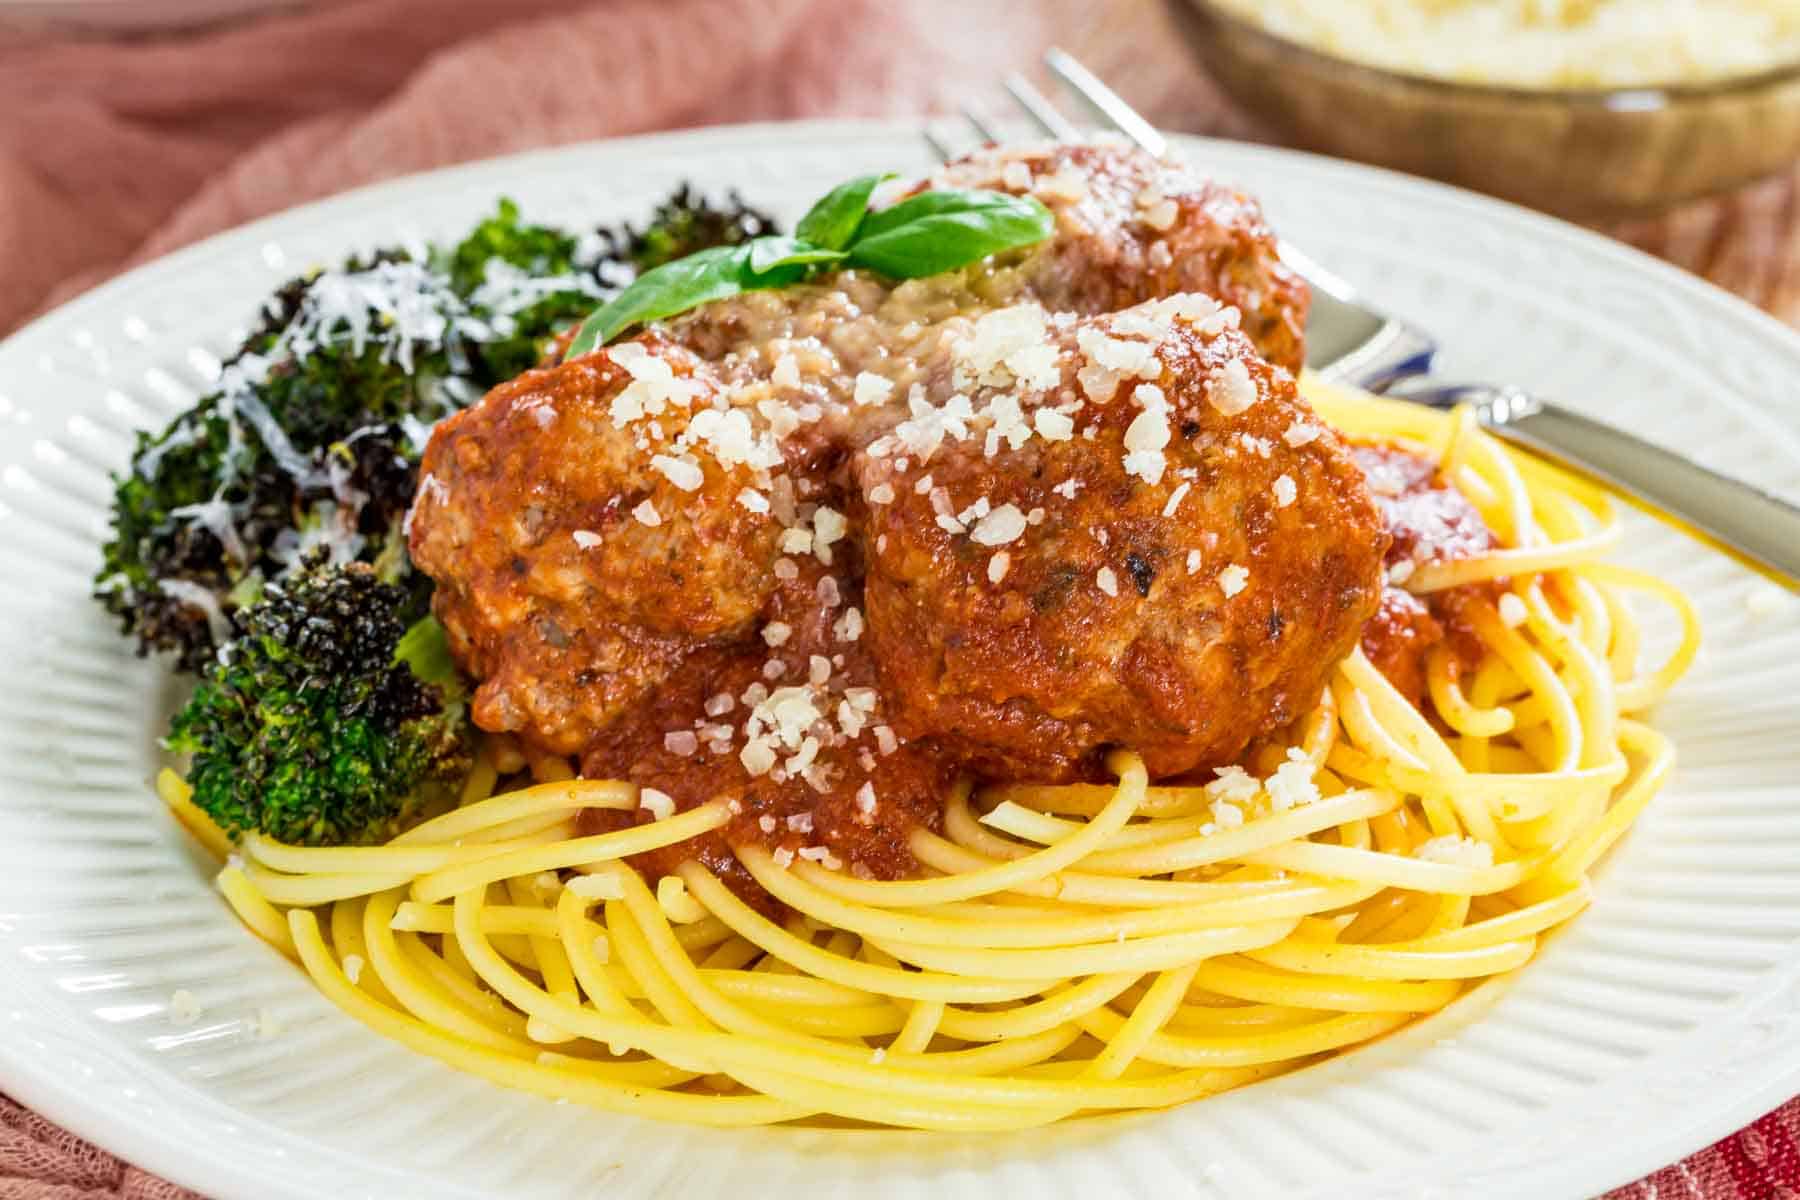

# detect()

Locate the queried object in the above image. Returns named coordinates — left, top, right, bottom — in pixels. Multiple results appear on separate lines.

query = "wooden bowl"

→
left=1168, top=0, right=1800, bottom=219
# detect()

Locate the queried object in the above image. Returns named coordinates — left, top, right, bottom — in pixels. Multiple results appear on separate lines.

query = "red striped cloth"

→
left=1608, top=1106, right=1800, bottom=1200
left=0, top=2, right=1790, bottom=1196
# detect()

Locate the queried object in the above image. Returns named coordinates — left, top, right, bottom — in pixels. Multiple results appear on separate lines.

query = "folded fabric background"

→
left=0, top=1, right=1794, bottom=1197
left=0, top=0, right=1245, bottom=337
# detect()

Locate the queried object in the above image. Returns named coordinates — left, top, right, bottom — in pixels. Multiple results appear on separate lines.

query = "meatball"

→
left=855, top=293, right=1385, bottom=781
left=930, top=141, right=1311, bottom=375
left=649, top=140, right=1309, bottom=445
left=409, top=336, right=784, bottom=754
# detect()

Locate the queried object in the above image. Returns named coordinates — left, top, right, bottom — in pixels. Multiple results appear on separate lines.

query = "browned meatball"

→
left=855, top=294, right=1385, bottom=781
left=409, top=335, right=784, bottom=754
left=648, top=140, right=1309, bottom=443
left=930, top=141, right=1311, bottom=375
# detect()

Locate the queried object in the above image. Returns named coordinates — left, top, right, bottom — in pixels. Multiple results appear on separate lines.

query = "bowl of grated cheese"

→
left=1170, top=0, right=1800, bottom=217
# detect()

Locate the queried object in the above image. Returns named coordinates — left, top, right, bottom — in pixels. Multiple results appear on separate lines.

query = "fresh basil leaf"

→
left=564, top=182, right=1054, bottom=357
left=564, top=244, right=751, bottom=358
left=846, top=190, right=1054, bottom=279
left=853, top=188, right=1045, bottom=242
left=794, top=173, right=892, bottom=251
left=746, top=235, right=848, bottom=276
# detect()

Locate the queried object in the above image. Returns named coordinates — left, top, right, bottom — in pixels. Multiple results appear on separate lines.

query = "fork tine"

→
left=1003, top=74, right=1082, bottom=141
left=921, top=127, right=957, bottom=164
left=961, top=104, right=1005, bottom=146
left=1043, top=47, right=1167, bottom=157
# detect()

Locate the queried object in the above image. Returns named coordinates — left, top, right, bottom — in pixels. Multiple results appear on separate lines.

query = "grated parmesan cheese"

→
left=970, top=503, right=1028, bottom=546
left=1123, top=382, right=1171, bottom=485
left=1207, top=358, right=1259, bottom=416
left=1034, top=409, right=1075, bottom=442
left=853, top=371, right=895, bottom=407
left=1209, top=798, right=1246, bottom=830
left=1282, top=420, right=1322, bottom=448
left=1207, top=0, right=1800, bottom=89
left=740, top=739, right=778, bottom=777
left=1141, top=197, right=1179, bottom=232
left=1206, top=765, right=1260, bottom=805
left=955, top=305, right=1055, bottom=391
left=1265, top=747, right=1321, bottom=811
left=772, top=353, right=801, bottom=390
left=1037, top=167, right=1090, bottom=203
left=651, top=453, right=704, bottom=491
left=1498, top=592, right=1530, bottom=628
left=813, top=507, right=848, bottom=548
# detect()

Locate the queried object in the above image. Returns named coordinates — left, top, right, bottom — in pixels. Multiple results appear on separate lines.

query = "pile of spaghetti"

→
left=162, top=384, right=1697, bottom=1131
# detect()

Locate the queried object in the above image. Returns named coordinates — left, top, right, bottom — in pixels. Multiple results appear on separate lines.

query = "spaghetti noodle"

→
left=170, top=383, right=1698, bottom=1130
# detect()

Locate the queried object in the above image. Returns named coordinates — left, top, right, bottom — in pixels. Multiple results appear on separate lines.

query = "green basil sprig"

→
left=565, top=176, right=1053, bottom=358
left=845, top=189, right=1060, bottom=278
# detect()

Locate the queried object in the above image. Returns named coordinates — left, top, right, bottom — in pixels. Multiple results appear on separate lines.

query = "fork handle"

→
left=1385, top=378, right=1800, bottom=587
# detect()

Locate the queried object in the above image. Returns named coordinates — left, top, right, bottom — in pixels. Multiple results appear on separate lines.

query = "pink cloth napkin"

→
left=0, top=2, right=1791, bottom=1197
left=0, top=0, right=1098, bottom=336
left=1, top=1093, right=198, bottom=1200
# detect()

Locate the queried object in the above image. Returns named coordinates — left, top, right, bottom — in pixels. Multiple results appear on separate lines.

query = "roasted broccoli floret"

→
left=94, top=202, right=615, bottom=671
left=166, top=563, right=472, bottom=846
left=443, top=198, right=617, bottom=381
left=96, top=189, right=781, bottom=672
left=626, top=183, right=778, bottom=271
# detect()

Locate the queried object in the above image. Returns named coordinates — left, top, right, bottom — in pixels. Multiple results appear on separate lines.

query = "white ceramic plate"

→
left=2, top=120, right=1799, bottom=1200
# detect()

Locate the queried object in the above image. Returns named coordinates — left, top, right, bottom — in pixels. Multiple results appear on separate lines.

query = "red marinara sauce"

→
left=1351, top=442, right=1501, bottom=708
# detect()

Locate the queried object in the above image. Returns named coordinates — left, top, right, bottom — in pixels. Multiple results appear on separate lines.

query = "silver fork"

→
left=928, top=49, right=1800, bottom=588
